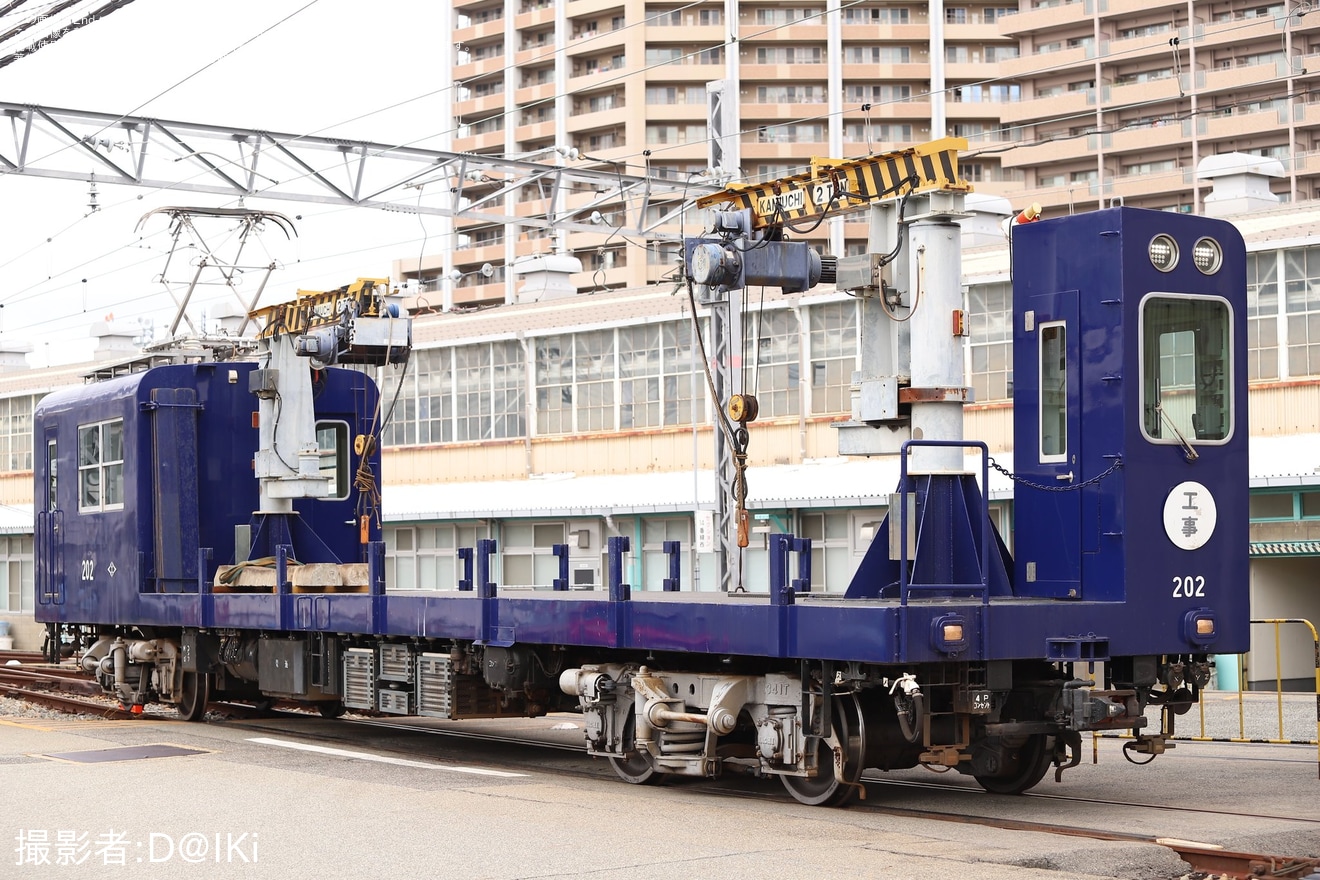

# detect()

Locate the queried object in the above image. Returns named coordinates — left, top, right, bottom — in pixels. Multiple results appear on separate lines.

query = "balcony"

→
left=942, top=61, right=1001, bottom=82
left=946, top=100, right=1009, bottom=121
left=644, top=23, right=725, bottom=43
left=568, top=66, right=626, bottom=89
left=1000, top=134, right=1103, bottom=169
left=944, top=23, right=1009, bottom=42
left=1097, top=0, right=1192, bottom=19
left=514, top=6, right=555, bottom=31
left=515, top=45, right=556, bottom=67
left=1296, top=101, right=1320, bottom=129
left=453, top=242, right=508, bottom=267
left=1199, top=106, right=1291, bottom=141
left=997, top=1, right=1088, bottom=37
left=1194, top=59, right=1290, bottom=97
left=1102, top=122, right=1186, bottom=155
left=997, top=46, right=1090, bottom=78
left=1105, top=30, right=1182, bottom=60
left=737, top=62, right=829, bottom=82
left=839, top=62, right=928, bottom=82
left=856, top=24, right=932, bottom=41
left=642, top=102, right=713, bottom=121
left=834, top=100, right=933, bottom=127
left=454, top=55, right=507, bottom=80
left=565, top=106, right=630, bottom=131
left=452, top=18, right=506, bottom=46
left=1102, top=75, right=1182, bottom=111
left=1192, top=16, right=1286, bottom=52
left=454, top=92, right=506, bottom=119
left=515, top=119, right=557, bottom=142
left=737, top=23, right=829, bottom=43
left=452, top=131, right=505, bottom=155
left=451, top=280, right=505, bottom=308
left=565, top=0, right=627, bottom=17
left=564, top=26, right=626, bottom=55
left=1107, top=168, right=1191, bottom=204
left=739, top=141, right=831, bottom=164
left=999, top=89, right=1093, bottom=125
left=515, top=81, right=558, bottom=106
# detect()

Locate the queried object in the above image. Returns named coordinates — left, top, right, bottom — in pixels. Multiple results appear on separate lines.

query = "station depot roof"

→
left=383, top=453, right=1018, bottom=523
left=0, top=438, right=1311, bottom=533
left=385, top=434, right=1320, bottom=523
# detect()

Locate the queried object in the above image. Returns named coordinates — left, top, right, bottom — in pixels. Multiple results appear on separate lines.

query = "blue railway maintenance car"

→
left=34, top=196, right=1248, bottom=807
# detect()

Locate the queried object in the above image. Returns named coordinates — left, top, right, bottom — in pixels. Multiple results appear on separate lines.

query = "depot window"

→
left=1140, top=294, right=1233, bottom=445
left=78, top=418, right=124, bottom=512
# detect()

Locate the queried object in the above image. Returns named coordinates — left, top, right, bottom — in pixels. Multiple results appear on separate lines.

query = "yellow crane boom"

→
left=696, top=137, right=971, bottom=229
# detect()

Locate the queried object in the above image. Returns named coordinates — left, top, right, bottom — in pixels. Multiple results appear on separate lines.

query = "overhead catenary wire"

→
left=1, top=4, right=1309, bottom=340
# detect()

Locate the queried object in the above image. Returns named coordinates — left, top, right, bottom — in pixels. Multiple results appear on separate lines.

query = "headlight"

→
left=1149, top=234, right=1178, bottom=272
left=1192, top=237, right=1223, bottom=274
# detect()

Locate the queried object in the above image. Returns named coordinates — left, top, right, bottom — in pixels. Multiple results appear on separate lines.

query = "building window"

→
left=1284, top=246, right=1320, bottom=377
left=641, top=517, right=690, bottom=590
left=458, top=341, right=526, bottom=441
left=0, top=536, right=34, bottom=612
left=753, top=46, right=824, bottom=64
left=381, top=342, right=526, bottom=448
left=1247, top=251, right=1280, bottom=381
left=77, top=419, right=124, bottom=512
left=502, top=522, right=566, bottom=586
left=385, top=524, right=476, bottom=590
left=800, top=510, right=883, bottom=591
left=841, top=6, right=909, bottom=23
left=1249, top=492, right=1296, bottom=520
left=0, top=395, right=38, bottom=472
left=535, top=330, right=614, bottom=434
left=808, top=301, right=858, bottom=414
left=619, top=325, right=662, bottom=428
left=663, top=321, right=702, bottom=425
left=749, top=309, right=801, bottom=417
left=754, top=124, right=825, bottom=144
left=968, top=282, right=1013, bottom=401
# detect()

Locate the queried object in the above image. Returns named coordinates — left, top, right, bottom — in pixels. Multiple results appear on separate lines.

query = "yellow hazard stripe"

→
left=697, top=137, right=970, bottom=229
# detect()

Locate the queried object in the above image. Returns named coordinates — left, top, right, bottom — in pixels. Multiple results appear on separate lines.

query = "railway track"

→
left=232, top=714, right=1320, bottom=880
left=3, top=688, right=1316, bottom=879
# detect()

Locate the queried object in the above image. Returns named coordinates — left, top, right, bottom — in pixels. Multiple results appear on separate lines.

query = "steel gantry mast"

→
left=0, top=101, right=718, bottom=238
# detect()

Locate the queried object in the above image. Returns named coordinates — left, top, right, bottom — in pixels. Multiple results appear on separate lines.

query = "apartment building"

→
left=1000, top=0, right=1320, bottom=213
left=402, top=0, right=1320, bottom=308
left=402, top=0, right=1022, bottom=305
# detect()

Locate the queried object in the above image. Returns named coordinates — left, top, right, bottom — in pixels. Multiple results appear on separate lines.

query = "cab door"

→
left=1014, top=290, right=1081, bottom=598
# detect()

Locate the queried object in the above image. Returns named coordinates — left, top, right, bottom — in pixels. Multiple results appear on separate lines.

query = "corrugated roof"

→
left=1249, top=434, right=1320, bottom=487
left=0, top=503, right=31, bottom=534
left=383, top=452, right=1015, bottom=521
left=1250, top=540, right=1320, bottom=557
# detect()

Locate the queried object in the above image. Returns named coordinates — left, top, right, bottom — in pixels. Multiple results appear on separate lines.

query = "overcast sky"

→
left=0, top=0, right=453, bottom=363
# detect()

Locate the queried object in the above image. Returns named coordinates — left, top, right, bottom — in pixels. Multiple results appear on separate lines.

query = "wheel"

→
left=317, top=701, right=346, bottom=719
left=973, top=734, right=1053, bottom=795
left=781, top=693, right=866, bottom=807
left=175, top=671, right=209, bottom=722
left=252, top=698, right=275, bottom=716
left=608, top=714, right=662, bottom=785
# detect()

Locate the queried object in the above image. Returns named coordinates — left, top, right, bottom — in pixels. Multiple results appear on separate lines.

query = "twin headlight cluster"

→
left=1149, top=233, right=1224, bottom=274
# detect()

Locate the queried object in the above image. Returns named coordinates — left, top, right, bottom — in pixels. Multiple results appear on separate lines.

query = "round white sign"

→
left=1162, top=481, right=1217, bottom=551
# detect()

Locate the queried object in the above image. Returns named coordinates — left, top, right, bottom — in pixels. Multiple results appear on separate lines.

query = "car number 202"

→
left=1172, top=575, right=1205, bottom=598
